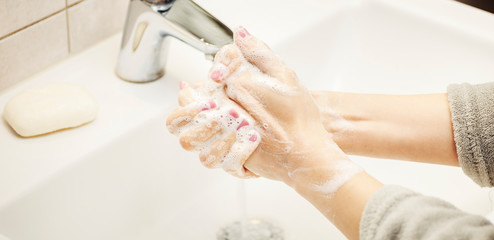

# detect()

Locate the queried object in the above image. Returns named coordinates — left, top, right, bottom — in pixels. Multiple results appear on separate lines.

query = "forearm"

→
left=312, top=91, right=459, bottom=166
left=293, top=172, right=382, bottom=240
left=280, top=146, right=383, bottom=240
left=287, top=158, right=494, bottom=240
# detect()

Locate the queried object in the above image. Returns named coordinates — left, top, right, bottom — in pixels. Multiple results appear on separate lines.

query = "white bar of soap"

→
left=3, top=83, right=98, bottom=137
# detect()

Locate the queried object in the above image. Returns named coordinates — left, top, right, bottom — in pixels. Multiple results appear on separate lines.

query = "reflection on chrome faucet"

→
left=116, top=0, right=233, bottom=83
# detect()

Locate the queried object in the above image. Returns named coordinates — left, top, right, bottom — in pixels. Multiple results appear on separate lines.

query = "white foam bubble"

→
left=171, top=42, right=312, bottom=178
left=170, top=79, right=261, bottom=178
left=313, top=161, right=363, bottom=194
left=319, top=107, right=355, bottom=133
left=224, top=58, right=299, bottom=97
left=289, top=160, right=363, bottom=195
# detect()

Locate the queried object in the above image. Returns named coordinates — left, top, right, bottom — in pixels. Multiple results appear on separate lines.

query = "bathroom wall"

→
left=0, top=0, right=129, bottom=91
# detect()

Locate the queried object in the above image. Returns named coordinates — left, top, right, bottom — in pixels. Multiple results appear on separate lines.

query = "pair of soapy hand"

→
left=167, top=27, right=355, bottom=184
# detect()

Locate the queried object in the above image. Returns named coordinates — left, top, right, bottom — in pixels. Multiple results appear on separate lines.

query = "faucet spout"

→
left=116, top=0, right=233, bottom=83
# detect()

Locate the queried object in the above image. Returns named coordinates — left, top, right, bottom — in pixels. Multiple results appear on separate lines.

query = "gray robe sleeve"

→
left=360, top=185, right=494, bottom=240
left=360, top=82, right=494, bottom=239
left=448, top=82, right=494, bottom=187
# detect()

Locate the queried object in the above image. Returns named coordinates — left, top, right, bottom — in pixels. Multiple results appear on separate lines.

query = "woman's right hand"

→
left=203, top=27, right=364, bottom=188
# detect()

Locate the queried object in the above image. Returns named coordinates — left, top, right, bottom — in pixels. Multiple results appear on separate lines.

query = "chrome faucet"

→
left=116, top=0, right=233, bottom=82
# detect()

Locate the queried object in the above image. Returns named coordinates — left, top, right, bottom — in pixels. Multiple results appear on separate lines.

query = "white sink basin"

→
left=1, top=0, right=494, bottom=239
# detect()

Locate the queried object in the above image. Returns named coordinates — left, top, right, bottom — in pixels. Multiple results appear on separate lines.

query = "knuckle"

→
left=200, top=154, right=220, bottom=169
left=215, top=44, right=236, bottom=61
left=165, top=114, right=176, bottom=127
left=166, top=108, right=183, bottom=127
left=232, top=72, right=251, bottom=86
left=227, top=58, right=242, bottom=73
left=178, top=92, right=192, bottom=106
left=178, top=98, right=188, bottom=107
left=286, top=68, right=296, bottom=78
left=179, top=134, right=194, bottom=151
left=215, top=44, right=242, bottom=66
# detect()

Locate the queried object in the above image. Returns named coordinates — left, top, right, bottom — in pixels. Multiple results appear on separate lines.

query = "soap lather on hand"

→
left=3, top=83, right=98, bottom=137
left=166, top=79, right=261, bottom=178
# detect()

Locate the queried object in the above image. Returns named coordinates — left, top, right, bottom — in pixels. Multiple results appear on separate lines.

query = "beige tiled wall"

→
left=68, top=0, right=129, bottom=53
left=0, top=0, right=129, bottom=91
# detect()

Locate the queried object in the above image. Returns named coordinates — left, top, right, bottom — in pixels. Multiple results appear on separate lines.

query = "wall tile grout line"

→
left=0, top=8, right=66, bottom=42
left=68, top=0, right=86, bottom=8
left=65, top=0, right=72, bottom=53
left=65, top=0, right=86, bottom=53
left=0, top=0, right=86, bottom=42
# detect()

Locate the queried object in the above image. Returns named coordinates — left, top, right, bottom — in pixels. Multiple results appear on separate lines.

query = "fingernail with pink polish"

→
left=209, top=100, right=217, bottom=109
left=201, top=100, right=216, bottom=111
left=237, top=119, right=250, bottom=130
left=249, top=134, right=258, bottom=142
left=210, top=70, right=222, bottom=81
left=210, top=64, right=228, bottom=82
left=238, top=26, right=250, bottom=39
left=179, top=81, right=188, bottom=90
left=228, top=109, right=239, bottom=118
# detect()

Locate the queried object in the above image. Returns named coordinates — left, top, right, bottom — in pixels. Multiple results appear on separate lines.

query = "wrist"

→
left=282, top=139, right=363, bottom=196
left=310, top=91, right=371, bottom=154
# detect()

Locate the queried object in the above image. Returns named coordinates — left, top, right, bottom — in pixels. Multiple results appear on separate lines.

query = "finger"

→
left=166, top=106, right=200, bottom=135
left=166, top=99, right=218, bottom=133
left=226, top=72, right=291, bottom=141
left=209, top=44, right=244, bottom=83
left=178, top=81, right=197, bottom=107
left=199, top=131, right=236, bottom=169
left=229, top=166, right=258, bottom=179
left=179, top=120, right=222, bottom=151
left=222, top=130, right=260, bottom=178
left=233, top=26, right=297, bottom=86
left=227, top=72, right=287, bottom=119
